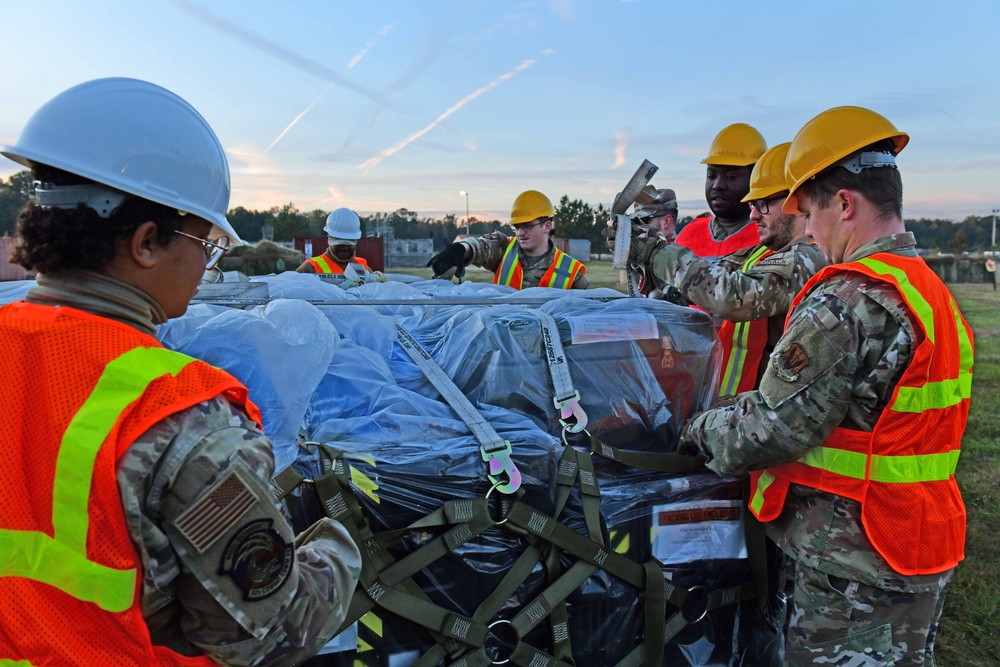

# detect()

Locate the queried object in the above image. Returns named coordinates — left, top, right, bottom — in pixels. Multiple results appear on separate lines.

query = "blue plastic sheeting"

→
left=158, top=299, right=339, bottom=473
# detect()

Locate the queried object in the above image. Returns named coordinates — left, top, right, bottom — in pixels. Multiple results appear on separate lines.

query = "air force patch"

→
left=220, top=518, right=293, bottom=600
left=773, top=343, right=810, bottom=382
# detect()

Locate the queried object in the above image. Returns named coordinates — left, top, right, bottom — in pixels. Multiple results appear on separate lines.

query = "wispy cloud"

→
left=609, top=130, right=630, bottom=169
left=349, top=24, right=392, bottom=69
left=550, top=0, right=574, bottom=21
left=357, top=57, right=540, bottom=173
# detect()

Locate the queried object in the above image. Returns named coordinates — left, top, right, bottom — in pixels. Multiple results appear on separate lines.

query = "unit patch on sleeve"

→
left=773, top=343, right=810, bottom=382
left=219, top=518, right=294, bottom=600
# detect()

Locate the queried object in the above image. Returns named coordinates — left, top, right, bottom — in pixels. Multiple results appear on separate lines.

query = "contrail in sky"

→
left=357, top=58, right=539, bottom=173
left=349, top=25, right=393, bottom=69
left=169, top=0, right=392, bottom=108
left=262, top=90, right=328, bottom=155
left=610, top=130, right=630, bottom=169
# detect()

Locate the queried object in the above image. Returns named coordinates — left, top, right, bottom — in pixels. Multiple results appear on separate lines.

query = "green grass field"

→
left=400, top=259, right=1000, bottom=665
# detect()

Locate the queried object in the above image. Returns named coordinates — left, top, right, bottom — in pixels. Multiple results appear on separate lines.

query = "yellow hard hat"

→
left=509, top=190, right=554, bottom=225
left=701, top=123, right=767, bottom=166
left=742, top=142, right=791, bottom=202
left=783, top=106, right=908, bottom=214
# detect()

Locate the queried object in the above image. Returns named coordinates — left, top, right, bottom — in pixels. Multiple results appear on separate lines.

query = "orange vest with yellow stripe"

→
left=750, top=253, right=973, bottom=575
left=493, top=239, right=585, bottom=290
left=717, top=246, right=773, bottom=396
left=305, top=254, right=369, bottom=274
left=0, top=302, right=261, bottom=666
left=674, top=216, right=760, bottom=259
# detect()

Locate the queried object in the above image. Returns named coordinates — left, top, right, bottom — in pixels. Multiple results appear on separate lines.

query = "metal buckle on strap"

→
left=554, top=391, right=588, bottom=433
left=481, top=441, right=522, bottom=494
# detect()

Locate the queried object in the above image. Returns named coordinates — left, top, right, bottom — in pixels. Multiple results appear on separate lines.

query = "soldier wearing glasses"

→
left=0, top=78, right=361, bottom=666
left=427, top=190, right=589, bottom=289
left=616, top=143, right=826, bottom=396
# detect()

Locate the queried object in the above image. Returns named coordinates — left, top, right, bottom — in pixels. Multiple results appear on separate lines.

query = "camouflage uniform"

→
left=679, top=233, right=955, bottom=666
left=647, top=237, right=828, bottom=359
left=463, top=231, right=590, bottom=289
left=25, top=271, right=363, bottom=667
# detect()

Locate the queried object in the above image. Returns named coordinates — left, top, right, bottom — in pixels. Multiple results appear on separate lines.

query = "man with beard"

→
left=681, top=107, right=972, bottom=665
left=675, top=123, right=766, bottom=261
left=297, top=208, right=373, bottom=275
left=617, top=143, right=826, bottom=396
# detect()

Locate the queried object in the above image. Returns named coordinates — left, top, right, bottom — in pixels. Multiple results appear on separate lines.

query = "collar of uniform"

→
left=518, top=238, right=556, bottom=268
left=26, top=269, right=168, bottom=336
left=844, top=232, right=918, bottom=263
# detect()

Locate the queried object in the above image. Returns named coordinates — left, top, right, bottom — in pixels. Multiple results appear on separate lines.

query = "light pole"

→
left=459, top=190, right=470, bottom=235
left=992, top=208, right=999, bottom=249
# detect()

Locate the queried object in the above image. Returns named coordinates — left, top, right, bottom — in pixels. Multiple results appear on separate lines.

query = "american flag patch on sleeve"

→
left=175, top=470, right=259, bottom=553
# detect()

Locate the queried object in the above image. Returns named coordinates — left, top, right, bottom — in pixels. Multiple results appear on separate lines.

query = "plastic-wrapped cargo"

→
left=167, top=276, right=781, bottom=666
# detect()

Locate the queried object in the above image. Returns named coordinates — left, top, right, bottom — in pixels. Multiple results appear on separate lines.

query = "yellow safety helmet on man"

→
left=742, top=142, right=792, bottom=202
left=701, top=123, right=768, bottom=166
left=509, top=190, right=554, bottom=225
left=782, top=106, right=909, bottom=214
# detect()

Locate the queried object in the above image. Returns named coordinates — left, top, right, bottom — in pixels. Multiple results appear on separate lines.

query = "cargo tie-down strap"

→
left=273, top=443, right=759, bottom=667
left=395, top=324, right=522, bottom=495
left=533, top=311, right=588, bottom=434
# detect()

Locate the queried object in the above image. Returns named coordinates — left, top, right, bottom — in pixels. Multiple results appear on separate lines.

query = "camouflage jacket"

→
left=463, top=232, right=590, bottom=289
left=679, top=233, right=952, bottom=592
left=26, top=271, right=363, bottom=666
left=649, top=237, right=828, bottom=350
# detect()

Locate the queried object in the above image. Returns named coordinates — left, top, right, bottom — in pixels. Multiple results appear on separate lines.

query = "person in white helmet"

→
left=0, top=78, right=361, bottom=666
left=296, top=207, right=371, bottom=274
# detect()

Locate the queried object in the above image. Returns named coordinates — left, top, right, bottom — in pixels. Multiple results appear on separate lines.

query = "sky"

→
left=1, top=0, right=999, bottom=224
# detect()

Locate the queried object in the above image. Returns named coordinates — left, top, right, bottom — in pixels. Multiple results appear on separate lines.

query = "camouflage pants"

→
left=784, top=561, right=949, bottom=666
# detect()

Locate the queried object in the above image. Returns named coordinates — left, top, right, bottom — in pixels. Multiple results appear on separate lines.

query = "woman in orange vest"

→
left=0, top=78, right=361, bottom=666
left=678, top=108, right=973, bottom=665
left=296, top=208, right=372, bottom=275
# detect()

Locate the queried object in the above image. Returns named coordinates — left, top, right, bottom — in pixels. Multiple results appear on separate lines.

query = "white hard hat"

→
left=0, top=77, right=241, bottom=243
left=323, top=208, right=361, bottom=240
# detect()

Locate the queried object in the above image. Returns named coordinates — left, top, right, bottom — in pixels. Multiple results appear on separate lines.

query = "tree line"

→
left=1, top=170, right=997, bottom=253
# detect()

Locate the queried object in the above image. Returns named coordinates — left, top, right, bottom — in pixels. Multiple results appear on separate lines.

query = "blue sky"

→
left=1, top=0, right=998, bottom=223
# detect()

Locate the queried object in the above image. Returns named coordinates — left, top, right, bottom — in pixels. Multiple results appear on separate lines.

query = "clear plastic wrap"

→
left=157, top=299, right=339, bottom=473
left=159, top=277, right=778, bottom=666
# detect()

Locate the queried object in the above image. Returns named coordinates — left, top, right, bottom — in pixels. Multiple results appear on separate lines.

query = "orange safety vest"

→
left=675, top=216, right=760, bottom=259
left=0, top=302, right=262, bottom=666
left=717, top=245, right=773, bottom=396
left=305, top=253, right=369, bottom=274
left=749, top=253, right=973, bottom=575
left=493, top=240, right=585, bottom=290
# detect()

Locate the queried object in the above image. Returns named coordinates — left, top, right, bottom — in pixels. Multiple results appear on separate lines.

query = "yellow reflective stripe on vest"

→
left=0, top=660, right=36, bottom=666
left=719, top=246, right=771, bottom=395
left=858, top=257, right=935, bottom=342
left=313, top=254, right=334, bottom=273
left=857, top=257, right=974, bottom=413
left=0, top=346, right=193, bottom=613
left=496, top=241, right=520, bottom=287
left=797, top=446, right=960, bottom=483
left=750, top=470, right=776, bottom=515
left=542, top=250, right=578, bottom=289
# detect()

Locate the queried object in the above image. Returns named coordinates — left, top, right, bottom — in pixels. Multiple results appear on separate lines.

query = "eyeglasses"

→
left=174, top=230, right=231, bottom=269
left=749, top=195, right=786, bottom=215
left=509, top=217, right=551, bottom=233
